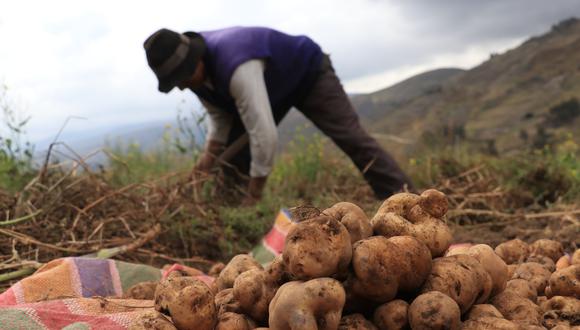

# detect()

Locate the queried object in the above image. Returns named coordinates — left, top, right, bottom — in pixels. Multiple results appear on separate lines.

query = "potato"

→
left=283, top=215, right=352, bottom=280
left=447, top=244, right=508, bottom=296
left=527, top=254, right=557, bottom=273
left=530, top=239, right=564, bottom=263
left=507, top=264, right=518, bottom=279
left=376, top=192, right=421, bottom=217
left=214, top=288, right=241, bottom=315
left=373, top=300, right=409, bottom=330
left=154, top=276, right=217, bottom=330
left=372, top=190, right=452, bottom=257
left=214, top=254, right=262, bottom=291
left=556, top=255, right=572, bottom=271
left=490, top=291, right=542, bottom=326
left=461, top=317, right=520, bottom=330
left=511, top=262, right=551, bottom=295
left=324, top=202, right=373, bottom=243
left=421, top=254, right=492, bottom=314
left=233, top=266, right=281, bottom=322
left=495, top=239, right=530, bottom=264
left=123, top=281, right=158, bottom=300
left=129, top=311, right=177, bottom=330
left=465, top=304, right=504, bottom=320
left=348, top=236, right=431, bottom=303
left=408, top=291, right=461, bottom=330
left=208, top=262, right=226, bottom=276
left=505, top=279, right=537, bottom=302
left=268, top=278, right=346, bottom=330
left=547, top=265, right=580, bottom=298
left=541, top=296, right=580, bottom=329
left=215, top=312, right=256, bottom=330
left=572, top=250, right=580, bottom=265
left=338, top=314, right=378, bottom=330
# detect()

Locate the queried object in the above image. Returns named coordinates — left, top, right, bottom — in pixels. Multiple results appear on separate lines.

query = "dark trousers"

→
left=224, top=56, right=414, bottom=199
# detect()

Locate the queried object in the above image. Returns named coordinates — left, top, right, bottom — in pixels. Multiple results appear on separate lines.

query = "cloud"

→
left=0, top=1, right=579, bottom=143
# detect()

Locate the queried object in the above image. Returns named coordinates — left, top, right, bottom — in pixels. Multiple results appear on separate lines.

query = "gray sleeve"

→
left=201, top=99, right=233, bottom=145
left=229, top=59, right=278, bottom=178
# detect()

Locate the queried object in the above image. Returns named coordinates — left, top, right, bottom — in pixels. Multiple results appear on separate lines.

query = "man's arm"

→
left=229, top=59, right=278, bottom=201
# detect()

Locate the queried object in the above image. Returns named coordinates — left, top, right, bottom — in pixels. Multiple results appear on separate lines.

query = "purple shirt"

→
left=194, top=26, right=323, bottom=112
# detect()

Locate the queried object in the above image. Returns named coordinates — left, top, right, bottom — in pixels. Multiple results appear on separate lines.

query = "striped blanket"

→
left=0, top=209, right=295, bottom=329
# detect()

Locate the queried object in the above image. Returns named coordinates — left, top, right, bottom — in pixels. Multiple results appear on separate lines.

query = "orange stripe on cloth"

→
left=21, top=258, right=79, bottom=303
left=273, top=209, right=295, bottom=234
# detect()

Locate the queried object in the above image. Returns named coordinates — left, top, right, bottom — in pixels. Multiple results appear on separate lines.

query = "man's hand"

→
left=193, top=140, right=225, bottom=175
left=241, top=176, right=268, bottom=206
left=191, top=140, right=224, bottom=196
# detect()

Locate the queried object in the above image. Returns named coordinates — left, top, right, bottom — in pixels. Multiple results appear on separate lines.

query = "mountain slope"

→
left=364, top=18, right=580, bottom=156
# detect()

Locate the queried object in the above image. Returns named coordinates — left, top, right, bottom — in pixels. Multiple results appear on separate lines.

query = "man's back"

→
left=195, top=27, right=323, bottom=111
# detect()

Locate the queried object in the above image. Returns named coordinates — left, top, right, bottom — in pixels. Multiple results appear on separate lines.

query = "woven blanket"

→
left=0, top=209, right=294, bottom=329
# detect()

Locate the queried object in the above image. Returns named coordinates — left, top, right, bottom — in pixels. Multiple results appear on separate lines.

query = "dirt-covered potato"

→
left=465, top=304, right=504, bottom=320
left=215, top=312, right=256, bottom=330
left=371, top=190, right=452, bottom=257
left=505, top=279, right=538, bottom=302
left=283, top=215, right=352, bottom=280
left=495, top=239, right=530, bottom=265
left=421, top=254, right=492, bottom=314
left=268, top=278, right=346, bottom=330
left=547, top=265, right=580, bottom=298
left=527, top=254, right=557, bottom=273
left=208, top=262, right=226, bottom=277
left=129, top=311, right=177, bottom=330
left=572, top=250, right=580, bottom=265
left=490, top=291, right=542, bottom=326
left=447, top=244, right=508, bottom=296
left=348, top=236, right=431, bottom=303
left=512, top=262, right=552, bottom=295
left=214, top=288, right=241, bottom=315
left=338, top=314, right=378, bottom=330
left=556, top=255, right=571, bottom=271
left=540, top=296, right=580, bottom=329
left=461, top=317, right=520, bottom=330
left=123, top=281, right=158, bottom=300
left=214, top=254, right=262, bottom=291
left=530, top=239, right=564, bottom=263
left=408, top=291, right=461, bottom=330
left=154, top=276, right=217, bottom=330
left=507, top=264, right=518, bottom=279
left=373, top=300, right=409, bottom=330
left=324, top=202, right=373, bottom=243
left=233, top=262, right=283, bottom=322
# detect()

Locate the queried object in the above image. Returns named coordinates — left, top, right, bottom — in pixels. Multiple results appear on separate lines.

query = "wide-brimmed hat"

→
left=144, top=28, right=206, bottom=93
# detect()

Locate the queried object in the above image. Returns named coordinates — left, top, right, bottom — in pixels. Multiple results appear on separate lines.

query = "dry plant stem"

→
left=0, top=228, right=86, bottom=253
left=135, top=248, right=214, bottom=266
left=0, top=267, right=36, bottom=283
left=93, top=224, right=161, bottom=259
left=0, top=260, right=43, bottom=271
left=0, top=210, right=42, bottom=226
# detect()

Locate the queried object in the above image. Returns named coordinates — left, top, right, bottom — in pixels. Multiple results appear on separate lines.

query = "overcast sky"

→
left=1, top=0, right=579, bottom=143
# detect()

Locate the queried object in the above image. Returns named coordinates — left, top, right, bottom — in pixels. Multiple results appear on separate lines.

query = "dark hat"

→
left=144, top=28, right=206, bottom=93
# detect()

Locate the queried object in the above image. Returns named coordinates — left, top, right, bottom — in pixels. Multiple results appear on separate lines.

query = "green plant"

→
left=0, top=84, right=34, bottom=191
left=268, top=129, right=325, bottom=198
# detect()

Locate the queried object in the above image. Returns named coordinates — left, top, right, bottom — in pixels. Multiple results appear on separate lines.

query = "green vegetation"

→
left=0, top=85, right=34, bottom=192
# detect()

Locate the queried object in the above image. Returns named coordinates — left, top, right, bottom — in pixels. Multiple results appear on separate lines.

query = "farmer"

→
left=144, top=27, right=413, bottom=204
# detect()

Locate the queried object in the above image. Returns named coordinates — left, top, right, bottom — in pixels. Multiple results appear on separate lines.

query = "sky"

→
left=1, top=0, right=580, bottom=144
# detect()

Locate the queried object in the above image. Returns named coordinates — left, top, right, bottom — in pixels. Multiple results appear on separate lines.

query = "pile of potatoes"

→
left=128, top=189, right=580, bottom=330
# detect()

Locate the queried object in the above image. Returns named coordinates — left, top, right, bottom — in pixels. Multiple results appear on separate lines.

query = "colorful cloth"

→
left=251, top=209, right=297, bottom=265
left=0, top=209, right=293, bottom=329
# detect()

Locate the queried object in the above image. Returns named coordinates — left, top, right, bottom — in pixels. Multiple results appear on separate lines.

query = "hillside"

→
left=362, top=18, right=580, bottom=157
left=277, top=68, right=464, bottom=147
